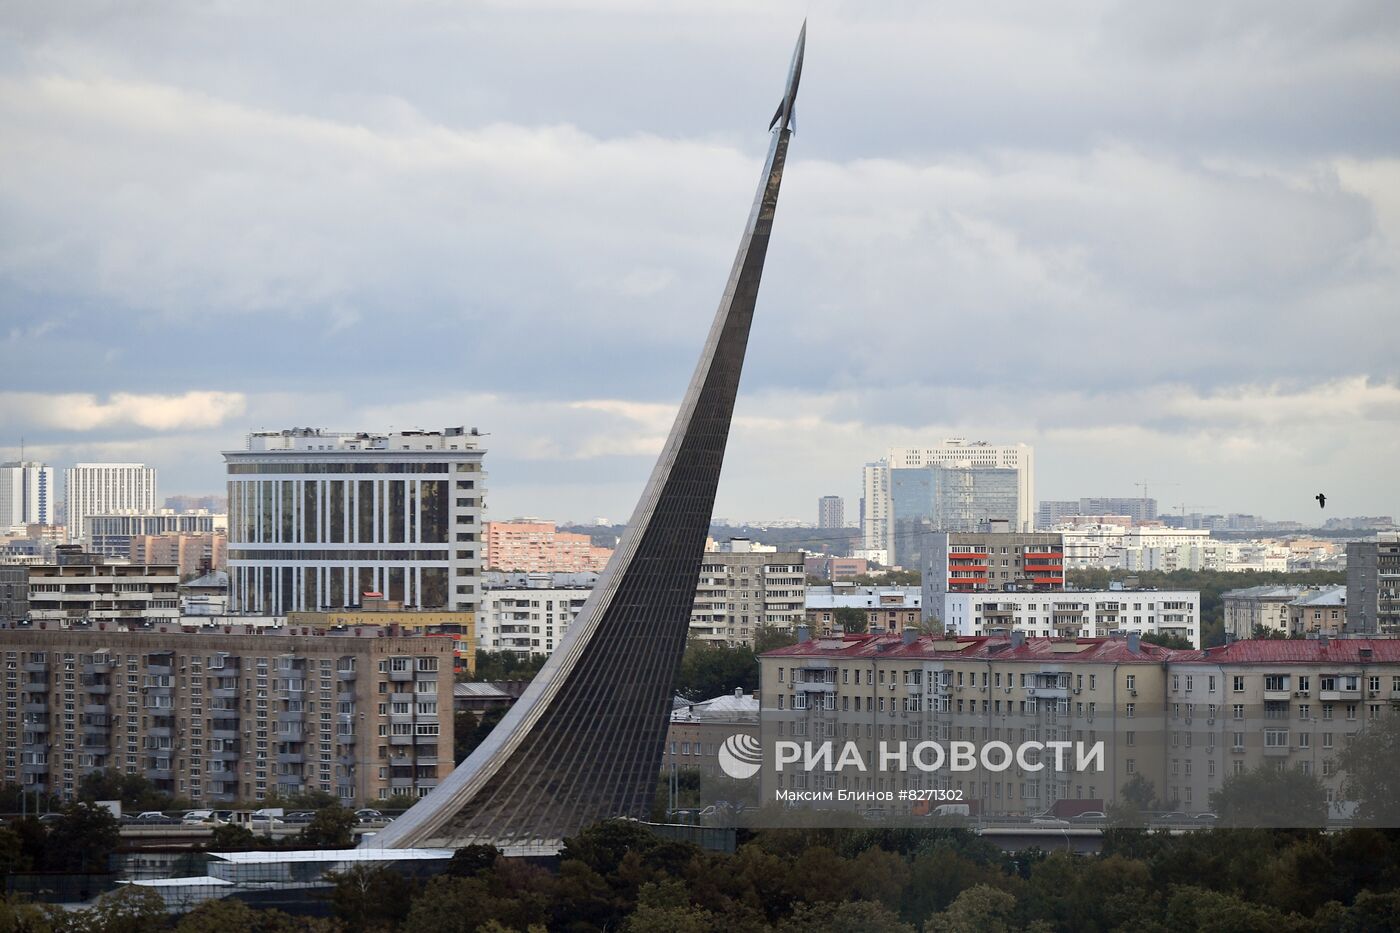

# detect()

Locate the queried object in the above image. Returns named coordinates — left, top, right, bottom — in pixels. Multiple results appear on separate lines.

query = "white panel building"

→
left=224, top=428, right=485, bottom=616
left=940, top=589, right=1201, bottom=647
left=478, top=572, right=596, bottom=657
left=63, top=463, right=156, bottom=543
left=0, top=461, right=54, bottom=531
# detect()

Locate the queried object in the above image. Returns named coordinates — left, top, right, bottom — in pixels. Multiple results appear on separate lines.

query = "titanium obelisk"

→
left=372, top=23, right=805, bottom=849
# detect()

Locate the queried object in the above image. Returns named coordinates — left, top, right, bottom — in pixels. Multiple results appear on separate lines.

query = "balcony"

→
left=1263, top=690, right=1292, bottom=702
left=277, top=752, right=305, bottom=765
left=212, top=688, right=238, bottom=700
left=20, top=681, right=48, bottom=694
left=414, top=733, right=439, bottom=745
left=145, top=768, right=173, bottom=781
left=22, top=702, right=48, bottom=715
left=23, top=661, right=49, bottom=674
left=336, top=668, right=357, bottom=681
left=146, top=664, right=173, bottom=677
left=82, top=661, right=113, bottom=675
left=337, top=691, right=356, bottom=705
left=1263, top=744, right=1292, bottom=757
left=389, top=734, right=414, bottom=746
left=388, top=669, right=414, bottom=682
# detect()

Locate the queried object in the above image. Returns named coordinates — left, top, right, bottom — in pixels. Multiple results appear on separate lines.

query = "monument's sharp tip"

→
left=769, top=21, right=805, bottom=132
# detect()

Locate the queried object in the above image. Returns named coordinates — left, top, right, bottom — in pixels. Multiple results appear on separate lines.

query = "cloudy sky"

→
left=1, top=1, right=1397, bottom=524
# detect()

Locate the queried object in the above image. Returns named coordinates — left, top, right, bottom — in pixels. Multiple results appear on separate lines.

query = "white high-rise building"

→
left=0, top=461, right=55, bottom=531
left=862, top=440, right=1035, bottom=558
left=64, top=462, right=156, bottom=543
left=225, top=427, right=486, bottom=616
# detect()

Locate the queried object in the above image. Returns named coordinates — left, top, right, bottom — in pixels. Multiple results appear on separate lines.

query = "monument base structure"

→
left=369, top=25, right=806, bottom=850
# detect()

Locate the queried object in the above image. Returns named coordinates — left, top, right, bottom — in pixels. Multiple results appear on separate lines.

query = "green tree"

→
left=1140, top=632, right=1193, bottom=649
left=299, top=804, right=357, bottom=847
left=674, top=641, right=758, bottom=700
left=775, top=901, right=915, bottom=932
left=832, top=606, right=868, bottom=634
left=445, top=843, right=500, bottom=877
left=753, top=625, right=798, bottom=654
left=45, top=801, right=121, bottom=872
left=0, top=825, right=28, bottom=875
left=1211, top=763, right=1327, bottom=828
left=925, top=883, right=1021, bottom=933
left=456, top=707, right=506, bottom=764
left=1337, top=712, right=1400, bottom=826
left=622, top=880, right=717, bottom=933
left=327, top=864, right=417, bottom=932
left=208, top=821, right=261, bottom=851
left=85, top=885, right=169, bottom=933
left=467, top=651, right=547, bottom=683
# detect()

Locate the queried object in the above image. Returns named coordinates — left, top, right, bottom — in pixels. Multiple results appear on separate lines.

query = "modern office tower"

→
left=63, top=463, right=156, bottom=544
left=817, top=495, right=844, bottom=529
left=0, top=461, right=55, bottom=531
left=690, top=542, right=807, bottom=645
left=224, top=427, right=486, bottom=616
left=484, top=520, right=612, bottom=572
left=1, top=625, right=455, bottom=803
left=1346, top=535, right=1400, bottom=635
left=86, top=510, right=220, bottom=557
left=863, top=440, right=1035, bottom=562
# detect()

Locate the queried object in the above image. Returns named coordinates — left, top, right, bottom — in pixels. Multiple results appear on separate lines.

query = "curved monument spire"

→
left=372, top=23, right=805, bottom=849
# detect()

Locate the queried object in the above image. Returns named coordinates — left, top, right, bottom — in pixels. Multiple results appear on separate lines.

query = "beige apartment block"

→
left=691, top=546, right=806, bottom=645
left=26, top=557, right=180, bottom=625
left=760, top=633, right=1400, bottom=820
left=1168, top=639, right=1400, bottom=815
left=3, top=625, right=454, bottom=805
left=761, top=633, right=1171, bottom=819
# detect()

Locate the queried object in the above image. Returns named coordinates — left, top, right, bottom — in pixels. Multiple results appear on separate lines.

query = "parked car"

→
left=182, top=809, right=215, bottom=824
left=1031, top=816, right=1070, bottom=827
left=283, top=811, right=315, bottom=824
left=1070, top=811, right=1107, bottom=823
left=38, top=812, right=65, bottom=823
left=134, top=811, right=171, bottom=822
left=354, top=809, right=385, bottom=823
left=1194, top=812, right=1220, bottom=823
left=1153, top=811, right=1190, bottom=824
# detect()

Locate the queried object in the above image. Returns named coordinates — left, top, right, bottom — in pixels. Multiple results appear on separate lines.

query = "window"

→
left=1233, top=676, right=1245, bottom=693
left=1233, top=704, right=1244, bottom=720
left=1264, top=730, right=1288, bottom=748
left=1125, top=703, right=1135, bottom=719
left=1265, top=675, right=1287, bottom=691
left=1125, top=674, right=1136, bottom=691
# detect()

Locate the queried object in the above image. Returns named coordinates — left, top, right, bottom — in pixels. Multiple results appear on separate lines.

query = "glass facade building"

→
left=890, top=465, right=1021, bottom=567
left=225, top=428, right=485, bottom=615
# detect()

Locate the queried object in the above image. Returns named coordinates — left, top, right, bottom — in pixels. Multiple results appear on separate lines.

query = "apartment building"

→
left=804, top=585, right=922, bottom=635
left=225, top=427, right=485, bottom=615
left=761, top=632, right=1172, bottom=819
left=1346, top=535, right=1400, bottom=635
left=942, top=590, right=1201, bottom=647
left=1168, top=639, right=1400, bottom=815
left=0, top=461, right=55, bottom=531
left=26, top=549, right=179, bottom=625
left=1222, top=586, right=1312, bottom=639
left=478, top=580, right=592, bottom=657
left=923, top=530, right=1065, bottom=610
left=1288, top=588, right=1347, bottom=637
left=64, top=463, right=157, bottom=544
left=666, top=689, right=759, bottom=782
left=484, top=520, right=612, bottom=573
left=2, top=625, right=455, bottom=804
left=86, top=511, right=222, bottom=558
left=690, top=543, right=806, bottom=644
left=760, top=633, right=1400, bottom=820
left=129, top=532, right=228, bottom=578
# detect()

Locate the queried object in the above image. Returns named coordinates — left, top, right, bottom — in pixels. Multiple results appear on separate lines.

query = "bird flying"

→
left=1316, top=493, right=1326, bottom=509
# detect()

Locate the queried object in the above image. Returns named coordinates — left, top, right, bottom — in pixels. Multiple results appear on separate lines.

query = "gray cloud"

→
left=0, top=1, right=1397, bottom=521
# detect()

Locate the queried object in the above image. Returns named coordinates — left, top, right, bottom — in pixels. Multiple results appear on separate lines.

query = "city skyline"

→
left=2, top=3, right=1397, bottom=525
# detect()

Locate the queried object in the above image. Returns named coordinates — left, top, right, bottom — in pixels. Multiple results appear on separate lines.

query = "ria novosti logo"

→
left=718, top=733, right=763, bottom=779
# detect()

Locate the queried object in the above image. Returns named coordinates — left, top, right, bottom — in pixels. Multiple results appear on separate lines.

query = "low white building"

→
left=478, top=572, right=596, bottom=656
left=940, top=589, right=1201, bottom=647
